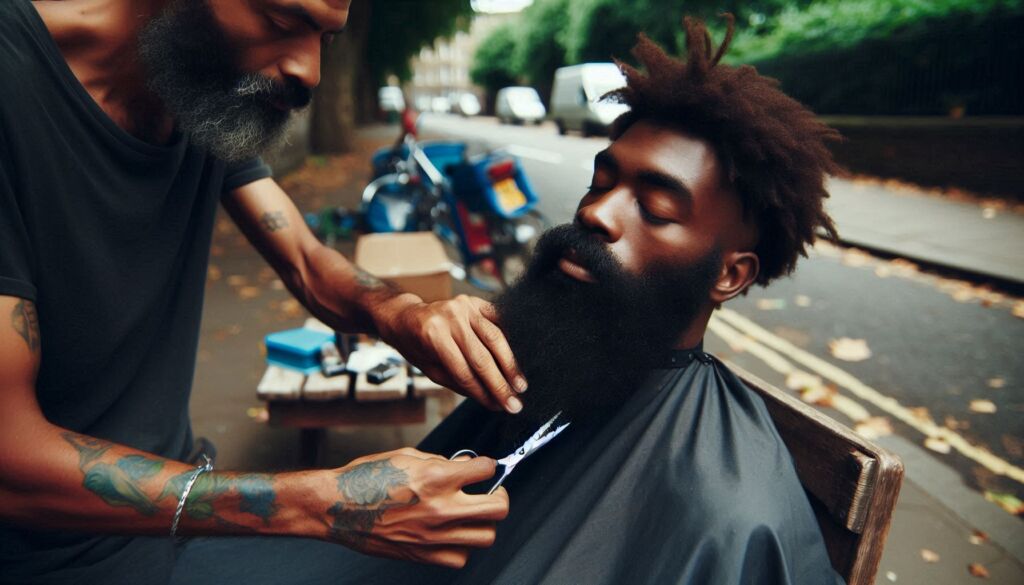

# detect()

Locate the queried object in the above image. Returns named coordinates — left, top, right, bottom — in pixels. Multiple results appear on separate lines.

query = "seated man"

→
left=173, top=15, right=844, bottom=585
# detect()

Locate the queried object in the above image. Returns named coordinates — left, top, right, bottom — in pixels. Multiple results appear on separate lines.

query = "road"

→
left=419, top=113, right=1024, bottom=569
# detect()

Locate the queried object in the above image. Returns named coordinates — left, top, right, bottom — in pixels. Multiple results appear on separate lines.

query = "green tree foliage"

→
left=367, top=0, right=475, bottom=83
left=470, top=0, right=1022, bottom=115
left=469, top=24, right=518, bottom=91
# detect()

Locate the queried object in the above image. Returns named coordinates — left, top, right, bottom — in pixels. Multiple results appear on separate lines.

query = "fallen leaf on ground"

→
left=246, top=406, right=269, bottom=423
left=1013, top=302, right=1024, bottom=319
left=841, top=249, right=872, bottom=267
left=944, top=415, right=970, bottom=431
left=884, top=570, right=897, bottom=581
left=968, top=530, right=988, bottom=545
left=909, top=406, right=934, bottom=425
left=785, top=370, right=822, bottom=391
left=270, top=279, right=285, bottom=290
left=981, top=207, right=997, bottom=219
left=800, top=384, right=836, bottom=407
left=794, top=295, right=812, bottom=307
left=226, top=275, right=248, bottom=287
left=210, top=244, right=225, bottom=257
left=986, top=377, right=1005, bottom=389
left=925, top=437, right=952, bottom=454
left=207, top=265, right=222, bottom=282
left=874, top=265, right=892, bottom=278
left=920, top=549, right=940, bottom=563
left=756, top=298, right=787, bottom=310
left=969, top=399, right=997, bottom=414
left=983, top=491, right=1024, bottom=515
left=855, top=416, right=893, bottom=439
left=967, top=563, right=990, bottom=578
left=237, top=286, right=261, bottom=300
left=828, top=337, right=872, bottom=362
left=280, top=298, right=304, bottom=318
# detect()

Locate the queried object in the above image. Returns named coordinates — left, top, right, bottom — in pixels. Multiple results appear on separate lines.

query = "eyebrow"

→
left=276, top=3, right=346, bottom=34
left=594, top=149, right=694, bottom=206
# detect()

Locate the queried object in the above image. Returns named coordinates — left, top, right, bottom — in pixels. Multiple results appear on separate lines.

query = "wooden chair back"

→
left=731, top=364, right=904, bottom=585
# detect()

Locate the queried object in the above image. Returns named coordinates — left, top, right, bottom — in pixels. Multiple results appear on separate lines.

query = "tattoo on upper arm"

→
left=259, top=211, right=289, bottom=232
left=11, top=300, right=40, bottom=353
left=325, top=460, right=415, bottom=547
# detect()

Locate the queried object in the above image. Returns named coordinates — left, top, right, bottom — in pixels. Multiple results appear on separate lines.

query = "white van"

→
left=550, top=63, right=629, bottom=136
left=495, top=86, right=546, bottom=125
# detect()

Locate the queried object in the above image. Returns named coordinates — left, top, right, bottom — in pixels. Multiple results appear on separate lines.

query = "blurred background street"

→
left=188, top=0, right=1022, bottom=583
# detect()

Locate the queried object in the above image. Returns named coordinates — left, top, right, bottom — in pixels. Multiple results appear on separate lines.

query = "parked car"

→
left=549, top=63, right=629, bottom=136
left=495, top=86, right=546, bottom=125
left=430, top=96, right=452, bottom=114
left=378, top=86, right=405, bottom=113
left=451, top=93, right=482, bottom=117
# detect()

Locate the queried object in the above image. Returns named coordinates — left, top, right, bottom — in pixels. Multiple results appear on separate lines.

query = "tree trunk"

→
left=310, top=0, right=371, bottom=153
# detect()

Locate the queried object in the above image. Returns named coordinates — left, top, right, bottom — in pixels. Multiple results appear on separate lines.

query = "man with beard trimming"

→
left=213, top=15, right=847, bottom=584
left=0, top=1, right=528, bottom=583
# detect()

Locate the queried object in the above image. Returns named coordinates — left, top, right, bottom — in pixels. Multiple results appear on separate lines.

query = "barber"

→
left=0, top=0, right=523, bottom=582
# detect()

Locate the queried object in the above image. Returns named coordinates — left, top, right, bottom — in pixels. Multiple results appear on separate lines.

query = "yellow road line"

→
left=709, top=308, right=1024, bottom=485
left=707, top=317, right=871, bottom=422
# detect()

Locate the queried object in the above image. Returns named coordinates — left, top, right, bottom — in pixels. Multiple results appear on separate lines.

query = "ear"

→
left=710, top=251, right=759, bottom=304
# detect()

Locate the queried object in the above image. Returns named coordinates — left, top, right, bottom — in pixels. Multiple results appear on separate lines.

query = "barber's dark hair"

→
left=607, top=14, right=840, bottom=286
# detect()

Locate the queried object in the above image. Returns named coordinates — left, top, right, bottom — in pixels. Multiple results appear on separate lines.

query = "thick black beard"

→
left=494, top=223, right=721, bottom=440
left=137, top=0, right=312, bottom=161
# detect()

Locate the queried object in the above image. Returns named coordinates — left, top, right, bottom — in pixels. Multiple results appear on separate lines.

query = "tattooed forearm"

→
left=62, top=432, right=163, bottom=516
left=259, top=211, right=289, bottom=232
left=325, top=460, right=414, bottom=547
left=354, top=267, right=387, bottom=291
left=157, top=471, right=278, bottom=526
left=11, top=299, right=39, bottom=352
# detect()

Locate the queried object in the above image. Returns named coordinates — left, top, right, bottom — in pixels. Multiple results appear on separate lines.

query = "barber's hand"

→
left=374, top=293, right=527, bottom=413
left=321, top=448, right=509, bottom=568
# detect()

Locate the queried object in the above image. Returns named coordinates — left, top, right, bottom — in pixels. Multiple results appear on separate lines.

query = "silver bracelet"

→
left=170, top=454, right=213, bottom=538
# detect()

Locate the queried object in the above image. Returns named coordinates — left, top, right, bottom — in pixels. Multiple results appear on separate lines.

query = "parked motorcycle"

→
left=361, top=110, right=547, bottom=290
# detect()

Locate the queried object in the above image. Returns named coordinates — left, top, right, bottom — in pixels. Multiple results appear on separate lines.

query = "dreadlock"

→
left=607, top=14, right=841, bottom=286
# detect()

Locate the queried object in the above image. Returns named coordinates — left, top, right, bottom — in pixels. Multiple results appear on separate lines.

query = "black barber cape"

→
left=335, top=348, right=844, bottom=585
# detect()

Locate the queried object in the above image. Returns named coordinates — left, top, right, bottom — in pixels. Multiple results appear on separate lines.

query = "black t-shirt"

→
left=0, top=1, right=272, bottom=582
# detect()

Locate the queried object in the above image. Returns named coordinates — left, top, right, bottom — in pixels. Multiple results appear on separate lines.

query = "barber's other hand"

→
left=374, top=293, right=527, bottom=413
left=320, top=448, right=509, bottom=568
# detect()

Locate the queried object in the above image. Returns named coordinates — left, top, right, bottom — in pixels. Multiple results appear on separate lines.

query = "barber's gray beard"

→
left=137, top=1, right=298, bottom=162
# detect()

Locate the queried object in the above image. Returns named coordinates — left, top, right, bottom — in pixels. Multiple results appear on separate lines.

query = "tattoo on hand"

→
left=326, top=460, right=415, bottom=547
left=11, top=300, right=39, bottom=352
left=259, top=211, right=289, bottom=232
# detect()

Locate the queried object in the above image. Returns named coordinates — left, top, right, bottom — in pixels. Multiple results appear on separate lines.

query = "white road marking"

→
left=709, top=308, right=1024, bottom=485
left=506, top=144, right=564, bottom=165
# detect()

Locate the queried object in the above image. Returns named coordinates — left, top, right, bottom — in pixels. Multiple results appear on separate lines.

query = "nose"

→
left=279, top=36, right=322, bottom=89
left=575, top=189, right=625, bottom=243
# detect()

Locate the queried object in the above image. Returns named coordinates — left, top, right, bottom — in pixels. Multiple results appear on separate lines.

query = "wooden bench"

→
left=731, top=363, right=904, bottom=585
left=257, top=320, right=457, bottom=466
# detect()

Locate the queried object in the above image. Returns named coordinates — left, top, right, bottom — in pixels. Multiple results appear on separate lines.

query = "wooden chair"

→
left=730, top=363, right=904, bottom=585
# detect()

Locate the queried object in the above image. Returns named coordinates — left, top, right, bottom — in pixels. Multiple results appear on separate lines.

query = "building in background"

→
left=407, top=10, right=518, bottom=113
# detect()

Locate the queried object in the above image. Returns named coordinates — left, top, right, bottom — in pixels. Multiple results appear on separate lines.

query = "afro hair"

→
left=607, top=14, right=841, bottom=286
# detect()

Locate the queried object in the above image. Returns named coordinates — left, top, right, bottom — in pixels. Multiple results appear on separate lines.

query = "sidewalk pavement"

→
left=826, top=177, right=1024, bottom=286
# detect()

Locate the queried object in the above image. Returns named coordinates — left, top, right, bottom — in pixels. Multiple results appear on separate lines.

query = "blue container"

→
left=450, top=154, right=538, bottom=219
left=265, top=328, right=336, bottom=374
left=371, top=141, right=466, bottom=187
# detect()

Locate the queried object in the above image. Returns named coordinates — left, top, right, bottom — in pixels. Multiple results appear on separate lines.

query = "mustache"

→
left=235, top=74, right=312, bottom=109
left=529, top=223, right=624, bottom=283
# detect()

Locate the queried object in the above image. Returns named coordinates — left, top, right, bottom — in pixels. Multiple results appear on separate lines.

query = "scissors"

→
left=449, top=412, right=571, bottom=494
